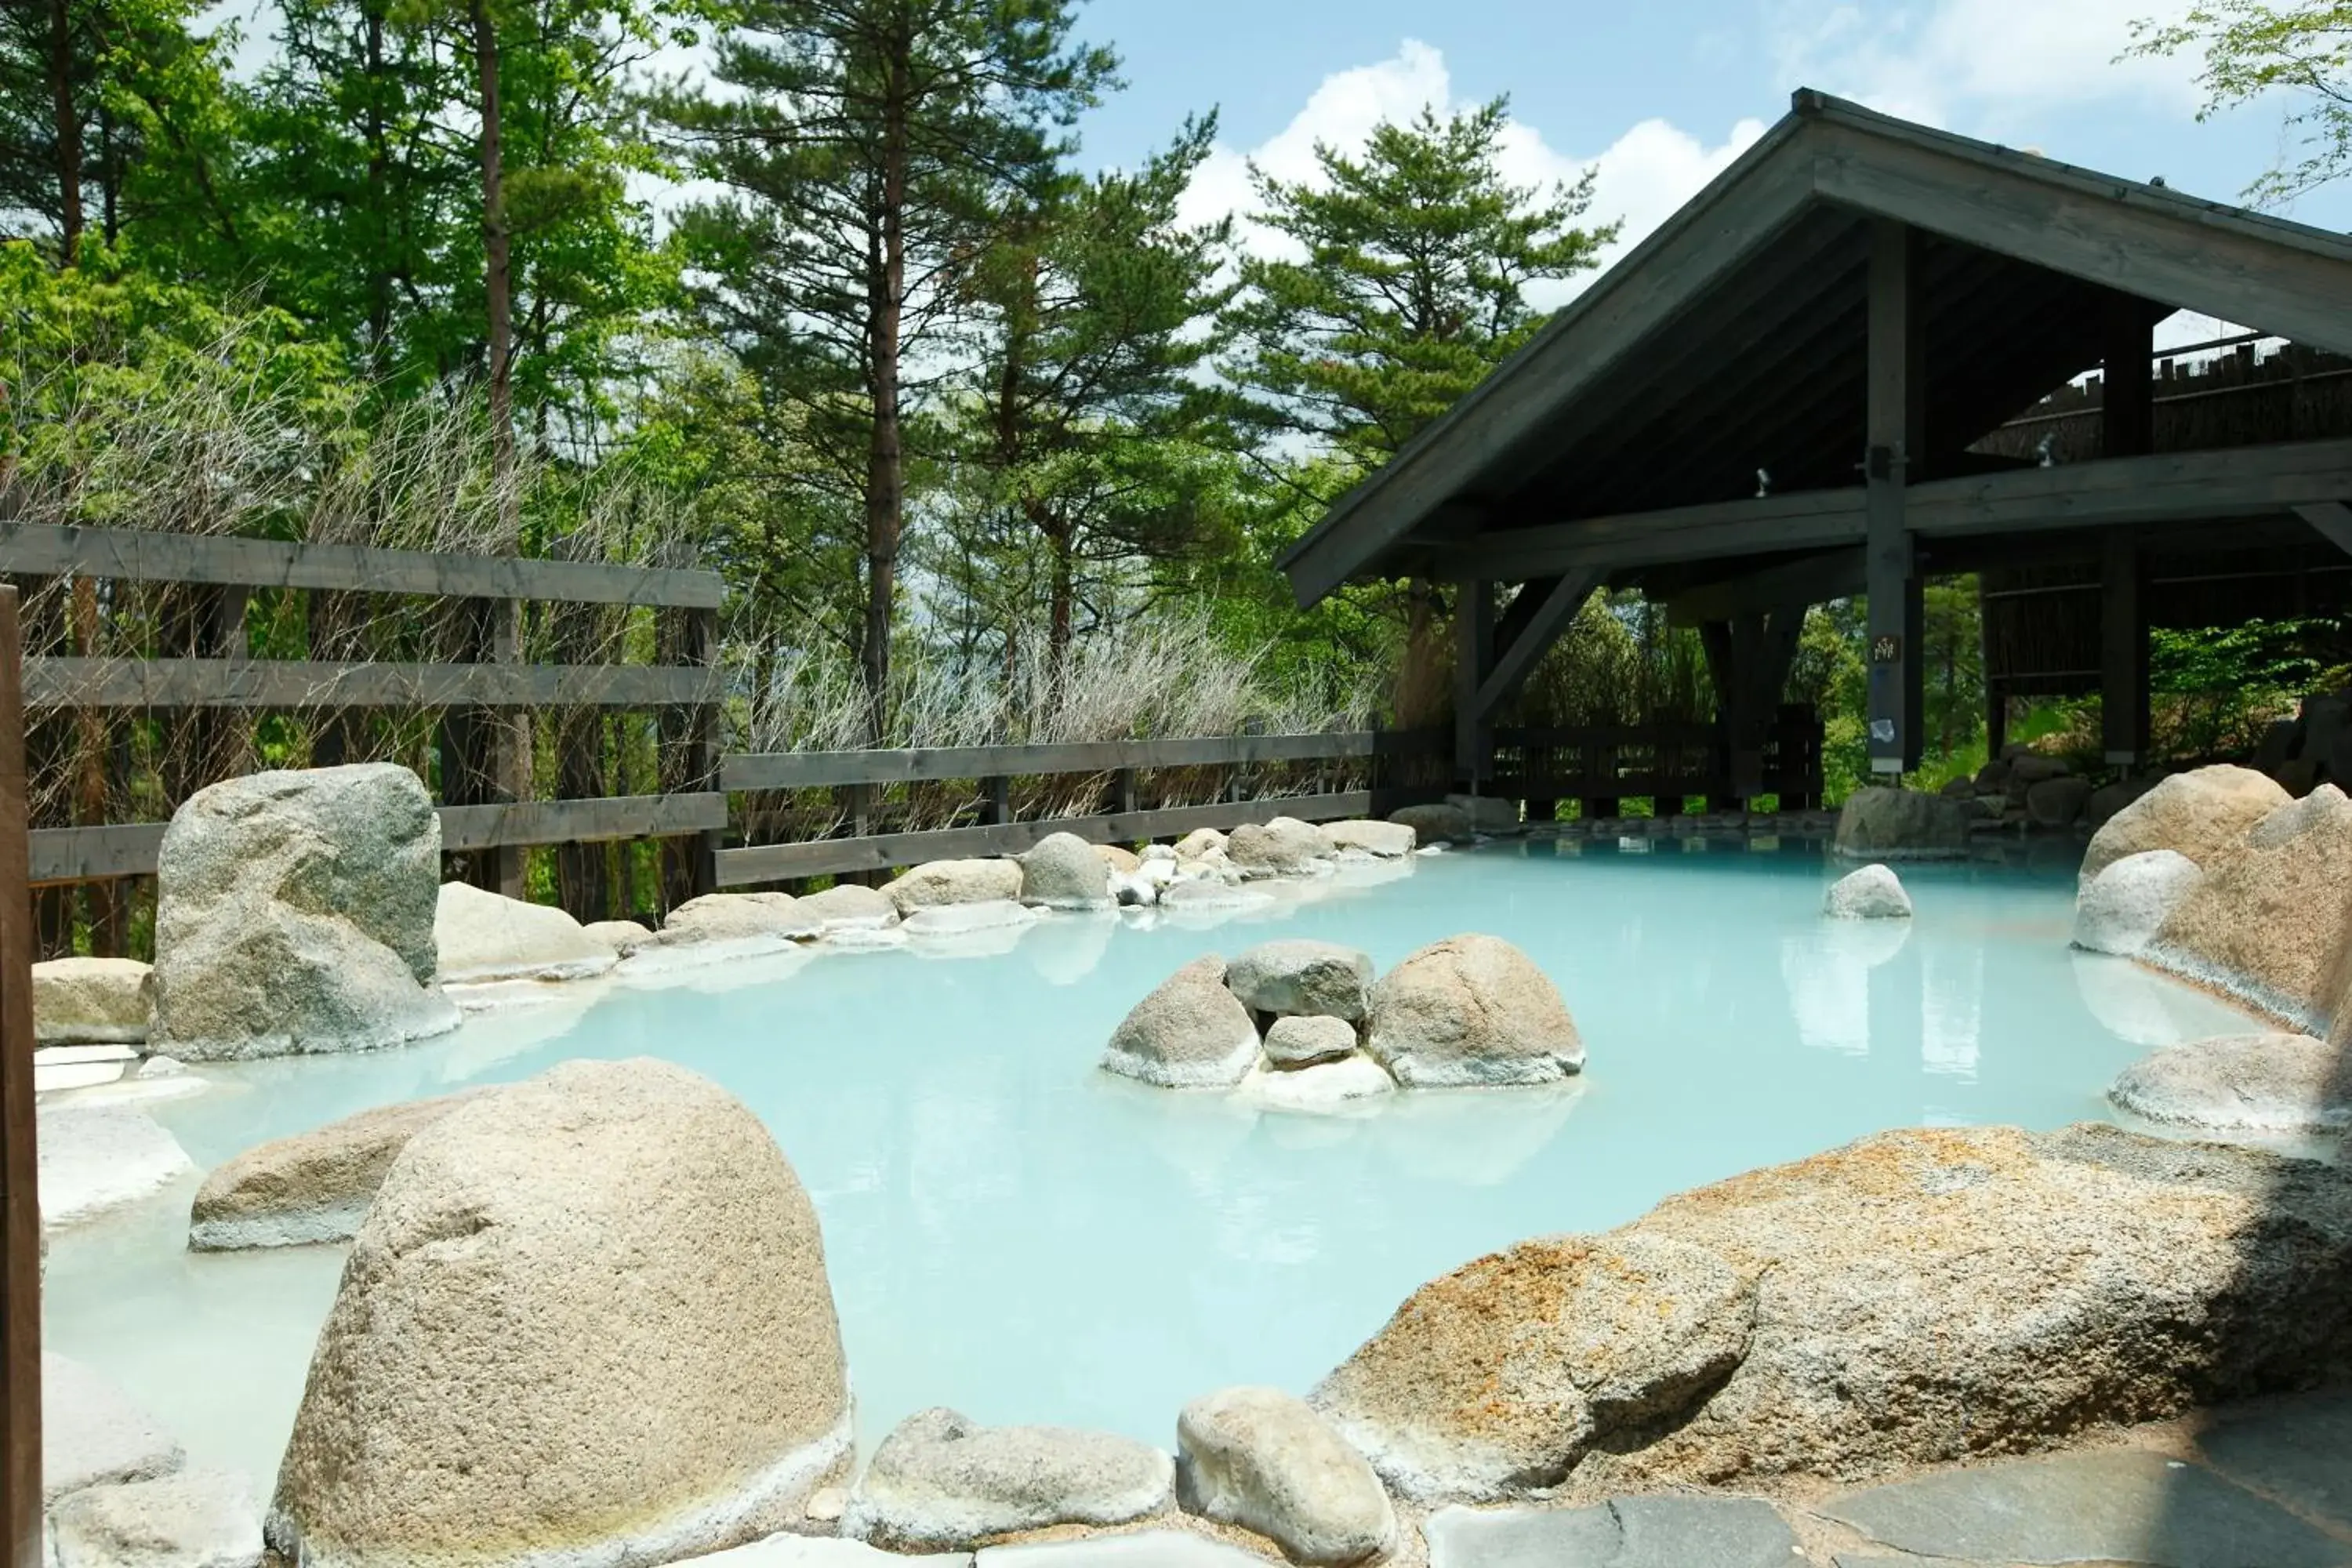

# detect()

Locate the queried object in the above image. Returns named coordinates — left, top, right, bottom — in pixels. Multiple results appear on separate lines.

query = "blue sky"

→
left=1072, top=0, right=2352, bottom=305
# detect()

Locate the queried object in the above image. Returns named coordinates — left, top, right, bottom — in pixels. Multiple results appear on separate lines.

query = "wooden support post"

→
left=1865, top=220, right=1926, bottom=777
left=684, top=605, right=720, bottom=900
left=488, top=598, right=528, bottom=900
left=0, top=585, right=41, bottom=1568
left=1453, top=578, right=1494, bottom=790
left=2102, top=295, right=2156, bottom=460
left=1114, top=767, right=1138, bottom=817
left=2101, top=535, right=2150, bottom=768
left=984, top=775, right=1011, bottom=826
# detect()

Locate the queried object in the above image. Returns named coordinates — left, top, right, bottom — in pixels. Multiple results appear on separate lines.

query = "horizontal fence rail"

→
left=722, top=730, right=1411, bottom=791
left=29, top=793, right=728, bottom=886
left=25, top=657, right=721, bottom=710
left=0, top=521, right=724, bottom=608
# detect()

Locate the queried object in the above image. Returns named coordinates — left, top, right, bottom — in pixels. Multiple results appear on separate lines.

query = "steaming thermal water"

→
left=44, top=837, right=2264, bottom=1483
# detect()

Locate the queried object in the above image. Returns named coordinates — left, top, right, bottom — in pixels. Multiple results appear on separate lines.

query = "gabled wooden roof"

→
left=1278, top=89, right=2352, bottom=604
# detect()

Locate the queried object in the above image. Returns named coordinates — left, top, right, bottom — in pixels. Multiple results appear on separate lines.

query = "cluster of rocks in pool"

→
left=1101, top=933, right=1584, bottom=1107
left=52, top=1055, right=2352, bottom=1568
left=2054, top=762, right=2352, bottom=1138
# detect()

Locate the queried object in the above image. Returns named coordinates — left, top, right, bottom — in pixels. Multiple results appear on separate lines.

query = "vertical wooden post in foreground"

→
left=0, top=584, right=42, bottom=1568
left=1864, top=220, right=1926, bottom=777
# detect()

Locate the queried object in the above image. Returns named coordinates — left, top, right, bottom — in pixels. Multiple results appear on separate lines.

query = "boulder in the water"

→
left=2147, top=785, right=2352, bottom=1028
left=32, top=957, right=152, bottom=1045
left=1388, top=804, right=1472, bottom=846
left=1323, top=820, right=1416, bottom=858
left=1313, top=1122, right=2352, bottom=1502
left=267, top=1058, right=851, bottom=1568
left=1262, top=1014, right=1359, bottom=1069
left=1832, top=787, right=1970, bottom=860
left=2026, top=775, right=2093, bottom=827
left=841, top=1407, right=1173, bottom=1552
left=1176, top=1386, right=1396, bottom=1566
left=1227, top=818, right=1334, bottom=878
left=39, top=1104, right=194, bottom=1230
left=1364, top=935, right=1583, bottom=1087
left=886, top=858, right=1025, bottom=916
left=1823, top=864, right=1911, bottom=920
left=1018, top=832, right=1112, bottom=909
left=795, top=883, right=898, bottom=933
left=434, top=881, right=619, bottom=986
left=51, top=1468, right=263, bottom=1568
left=150, top=764, right=457, bottom=1060
left=1225, top=940, right=1377, bottom=1022
left=657, top=893, right=818, bottom=949
left=189, top=1090, right=487, bottom=1250
left=43, top=1352, right=184, bottom=1503
left=2081, top=764, right=2288, bottom=886
left=2073, top=850, right=2202, bottom=958
left=1101, top=956, right=1261, bottom=1089
left=2108, top=1033, right=2352, bottom=1133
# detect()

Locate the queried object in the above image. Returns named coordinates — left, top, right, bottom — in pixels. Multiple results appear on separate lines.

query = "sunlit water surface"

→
left=45, top=837, right=2267, bottom=1483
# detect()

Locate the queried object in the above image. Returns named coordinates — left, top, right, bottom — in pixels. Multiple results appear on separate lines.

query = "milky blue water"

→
left=43, top=837, right=2264, bottom=1483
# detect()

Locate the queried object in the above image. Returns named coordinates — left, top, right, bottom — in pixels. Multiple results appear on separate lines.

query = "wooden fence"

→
left=1488, top=710, right=1826, bottom=816
left=5, top=519, right=724, bottom=956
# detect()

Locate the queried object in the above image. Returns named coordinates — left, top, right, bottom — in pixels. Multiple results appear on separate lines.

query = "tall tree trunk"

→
left=1044, top=512, right=1073, bottom=688
left=48, top=0, right=83, bottom=260
left=364, top=4, right=392, bottom=376
left=858, top=46, right=911, bottom=744
left=471, top=0, right=515, bottom=543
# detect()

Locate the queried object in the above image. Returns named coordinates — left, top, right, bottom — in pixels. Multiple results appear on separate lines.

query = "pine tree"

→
left=661, top=0, right=1114, bottom=736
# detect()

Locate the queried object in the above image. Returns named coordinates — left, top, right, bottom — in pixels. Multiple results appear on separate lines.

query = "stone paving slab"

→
left=1426, top=1495, right=1800, bottom=1568
left=2195, top=1391, right=2352, bottom=1533
left=1824, top=1449, right=2352, bottom=1567
left=975, top=1531, right=1266, bottom=1566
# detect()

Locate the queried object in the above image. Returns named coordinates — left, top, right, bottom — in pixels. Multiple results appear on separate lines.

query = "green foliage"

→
left=1219, top=96, right=1617, bottom=470
left=2152, top=615, right=2351, bottom=757
left=2127, top=2, right=2352, bottom=202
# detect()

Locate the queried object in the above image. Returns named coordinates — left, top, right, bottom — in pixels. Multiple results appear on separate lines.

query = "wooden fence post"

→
left=0, top=584, right=42, bottom=1568
left=686, top=606, right=720, bottom=899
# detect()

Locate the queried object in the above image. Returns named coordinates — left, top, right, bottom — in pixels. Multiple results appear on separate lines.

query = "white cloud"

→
left=1767, top=0, right=2201, bottom=137
left=1177, top=40, right=1766, bottom=303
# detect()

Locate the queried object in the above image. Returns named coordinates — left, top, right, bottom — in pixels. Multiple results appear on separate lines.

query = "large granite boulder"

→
left=52, top=1469, right=263, bottom=1568
left=1018, top=832, right=1112, bottom=909
left=582, top=919, right=656, bottom=956
left=1323, top=820, right=1416, bottom=858
left=2147, top=786, right=2352, bottom=1029
left=1364, top=935, right=1583, bottom=1087
left=2081, top=764, right=2289, bottom=887
left=434, top=881, right=619, bottom=986
left=1228, top=818, right=1334, bottom=878
left=1831, top=788, right=1970, bottom=860
left=40, top=1104, right=195, bottom=1229
left=794, top=884, right=898, bottom=933
left=1314, top=1123, right=2352, bottom=1502
left=150, top=764, right=457, bottom=1060
left=657, top=893, right=817, bottom=949
left=1101, top=956, right=1261, bottom=1089
left=2072, top=850, right=2202, bottom=958
left=267, top=1058, right=850, bottom=1568
left=885, top=858, right=1025, bottom=916
left=1823, top=865, right=1911, bottom=920
left=44, top=1352, right=184, bottom=1502
left=1176, top=1387, right=1395, bottom=1566
left=841, top=1408, right=1173, bottom=1552
left=1225, top=940, right=1377, bottom=1022
left=2108, top=1033, right=2352, bottom=1134
left=2085, top=775, right=2157, bottom=832
left=2025, top=775, right=2093, bottom=827
left=189, top=1090, right=486, bottom=1250
left=1172, top=828, right=1228, bottom=861
left=1388, top=804, right=1472, bottom=846
left=32, top=957, right=152, bottom=1045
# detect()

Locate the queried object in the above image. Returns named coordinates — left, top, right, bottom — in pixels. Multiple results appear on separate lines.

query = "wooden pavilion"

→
left=1278, top=89, right=2352, bottom=810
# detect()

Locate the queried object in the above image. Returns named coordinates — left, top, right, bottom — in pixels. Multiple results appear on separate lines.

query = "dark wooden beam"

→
left=1809, top=118, right=2352, bottom=358
left=1454, top=578, right=1496, bottom=785
left=2296, top=501, right=2352, bottom=555
left=0, top=520, right=724, bottom=608
left=1475, top=569, right=1602, bottom=720
left=2102, top=293, right=2158, bottom=459
left=1664, top=549, right=1864, bottom=624
left=1866, top=219, right=1926, bottom=775
left=0, top=586, right=37, bottom=1568
left=2102, top=533, right=2150, bottom=764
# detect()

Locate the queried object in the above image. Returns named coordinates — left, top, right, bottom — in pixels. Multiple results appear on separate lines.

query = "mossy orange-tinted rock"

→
left=1364, top=935, right=1584, bottom=1087
left=1314, top=1123, right=2352, bottom=1503
left=2148, top=786, right=2352, bottom=1029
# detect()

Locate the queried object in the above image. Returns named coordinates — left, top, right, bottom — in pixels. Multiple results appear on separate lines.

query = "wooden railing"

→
left=1489, top=709, right=1825, bottom=814
left=5, top=519, right=724, bottom=950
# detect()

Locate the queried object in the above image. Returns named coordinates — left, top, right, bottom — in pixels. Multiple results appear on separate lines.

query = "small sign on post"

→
left=1869, top=633, right=1904, bottom=665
